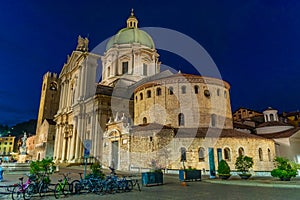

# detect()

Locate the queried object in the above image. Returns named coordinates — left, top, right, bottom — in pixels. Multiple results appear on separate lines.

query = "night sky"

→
left=1, top=0, right=300, bottom=126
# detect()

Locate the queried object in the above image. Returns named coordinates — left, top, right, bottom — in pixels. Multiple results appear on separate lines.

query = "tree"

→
left=235, top=155, right=254, bottom=174
left=218, top=159, right=231, bottom=175
left=271, top=157, right=300, bottom=181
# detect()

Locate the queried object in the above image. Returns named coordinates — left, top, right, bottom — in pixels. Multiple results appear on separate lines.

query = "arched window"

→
left=168, top=87, right=174, bottom=95
left=143, top=117, right=147, bottom=124
left=211, top=114, right=217, bottom=127
left=181, top=85, right=186, bottom=94
left=224, top=91, right=227, bottom=98
left=259, top=148, right=263, bottom=161
left=217, top=89, right=220, bottom=96
left=270, top=114, right=274, bottom=121
left=156, top=87, right=162, bottom=96
left=268, top=148, right=271, bottom=161
left=135, top=96, right=138, bottom=102
left=147, top=90, right=151, bottom=98
left=180, top=147, right=187, bottom=162
left=198, top=147, right=205, bottom=162
left=238, top=147, right=244, bottom=157
left=224, top=148, right=231, bottom=161
left=194, top=85, right=199, bottom=94
left=140, top=93, right=143, bottom=100
left=178, top=113, right=185, bottom=126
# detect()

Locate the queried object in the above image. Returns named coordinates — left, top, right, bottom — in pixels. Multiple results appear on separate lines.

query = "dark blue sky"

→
left=1, top=0, right=300, bottom=126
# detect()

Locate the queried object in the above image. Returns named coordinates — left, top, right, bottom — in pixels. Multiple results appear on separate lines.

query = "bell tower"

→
left=36, top=72, right=60, bottom=131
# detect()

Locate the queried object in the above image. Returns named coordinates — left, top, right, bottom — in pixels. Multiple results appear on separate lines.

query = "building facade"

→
left=35, top=10, right=276, bottom=173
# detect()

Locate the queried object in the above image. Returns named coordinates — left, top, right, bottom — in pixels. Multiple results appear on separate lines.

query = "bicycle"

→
left=128, top=174, right=141, bottom=191
left=38, top=173, right=53, bottom=197
left=72, top=172, right=93, bottom=195
left=11, top=176, right=35, bottom=200
left=53, top=173, right=72, bottom=199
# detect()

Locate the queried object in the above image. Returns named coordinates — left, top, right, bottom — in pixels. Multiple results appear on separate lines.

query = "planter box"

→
left=179, top=170, right=201, bottom=181
left=219, top=174, right=231, bottom=180
left=142, top=172, right=163, bottom=186
left=238, top=174, right=252, bottom=180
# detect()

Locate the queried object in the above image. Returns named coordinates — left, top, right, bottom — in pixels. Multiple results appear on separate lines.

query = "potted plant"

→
left=217, top=160, right=231, bottom=180
left=235, top=155, right=253, bottom=179
left=179, top=166, right=201, bottom=181
left=271, top=157, right=300, bottom=181
left=141, top=159, right=163, bottom=186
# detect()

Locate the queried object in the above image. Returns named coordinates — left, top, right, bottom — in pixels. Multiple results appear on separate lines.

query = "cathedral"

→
left=34, top=10, right=275, bottom=174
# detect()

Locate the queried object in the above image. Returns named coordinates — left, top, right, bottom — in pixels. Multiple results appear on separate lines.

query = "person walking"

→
left=0, top=160, right=3, bottom=181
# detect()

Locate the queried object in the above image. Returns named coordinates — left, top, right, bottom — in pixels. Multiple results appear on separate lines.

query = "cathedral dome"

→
left=106, top=9, right=155, bottom=51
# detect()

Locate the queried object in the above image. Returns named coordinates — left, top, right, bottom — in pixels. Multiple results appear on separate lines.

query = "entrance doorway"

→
left=111, top=141, right=119, bottom=169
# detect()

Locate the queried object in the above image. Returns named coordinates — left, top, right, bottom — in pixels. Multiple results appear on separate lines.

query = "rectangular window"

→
left=143, top=63, right=147, bottom=76
left=122, top=62, right=128, bottom=74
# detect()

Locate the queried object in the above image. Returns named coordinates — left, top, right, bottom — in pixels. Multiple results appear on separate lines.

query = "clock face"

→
left=49, top=82, right=57, bottom=91
left=204, top=89, right=210, bottom=97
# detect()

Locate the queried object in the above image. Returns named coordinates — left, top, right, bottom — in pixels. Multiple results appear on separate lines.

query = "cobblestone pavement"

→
left=1, top=166, right=300, bottom=200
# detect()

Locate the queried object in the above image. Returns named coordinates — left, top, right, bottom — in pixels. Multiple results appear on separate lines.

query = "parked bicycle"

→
left=11, top=175, right=36, bottom=200
left=38, top=172, right=53, bottom=197
left=72, top=172, right=103, bottom=194
left=128, top=174, right=141, bottom=191
left=53, top=173, right=72, bottom=199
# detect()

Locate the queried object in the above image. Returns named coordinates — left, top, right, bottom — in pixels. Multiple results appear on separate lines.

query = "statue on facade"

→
left=76, top=35, right=89, bottom=52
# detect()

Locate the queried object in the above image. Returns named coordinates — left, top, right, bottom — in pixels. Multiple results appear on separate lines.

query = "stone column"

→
left=53, top=124, right=60, bottom=160
left=67, top=136, right=71, bottom=161
left=79, top=114, right=85, bottom=158
left=91, top=112, right=96, bottom=159
left=70, top=122, right=77, bottom=161
left=58, top=84, right=63, bottom=110
left=61, top=128, right=66, bottom=161
left=64, top=81, right=69, bottom=108
left=56, top=125, right=63, bottom=161
left=79, top=66, right=85, bottom=100
left=74, top=117, right=81, bottom=160
left=59, top=83, right=65, bottom=110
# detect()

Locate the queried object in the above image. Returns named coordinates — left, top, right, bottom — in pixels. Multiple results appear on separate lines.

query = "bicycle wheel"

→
left=126, top=180, right=133, bottom=191
left=54, top=184, right=63, bottom=199
left=108, top=182, right=118, bottom=194
left=70, top=180, right=80, bottom=194
left=24, top=184, right=35, bottom=200
left=12, top=185, right=23, bottom=200
left=39, top=182, right=49, bottom=197
left=62, top=183, right=71, bottom=196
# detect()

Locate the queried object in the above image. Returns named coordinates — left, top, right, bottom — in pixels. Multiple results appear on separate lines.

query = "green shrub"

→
left=30, top=158, right=55, bottom=175
left=271, top=157, right=300, bottom=180
left=88, top=162, right=105, bottom=179
left=30, top=158, right=55, bottom=183
left=235, top=155, right=253, bottom=174
left=218, top=160, right=231, bottom=175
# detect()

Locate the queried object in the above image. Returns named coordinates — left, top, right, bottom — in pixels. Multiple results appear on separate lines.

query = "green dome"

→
left=106, top=28, right=155, bottom=51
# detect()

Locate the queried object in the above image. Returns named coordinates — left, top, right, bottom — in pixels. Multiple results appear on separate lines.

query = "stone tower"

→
left=34, top=72, right=60, bottom=160
left=36, top=72, right=60, bottom=131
